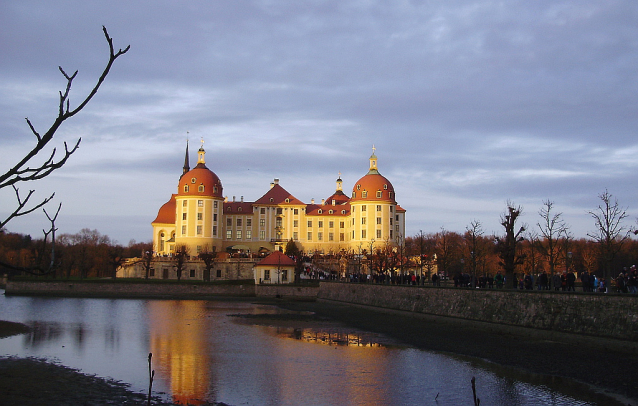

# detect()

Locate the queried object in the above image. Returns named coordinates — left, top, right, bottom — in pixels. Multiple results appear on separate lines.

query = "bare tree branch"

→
left=0, top=26, right=129, bottom=228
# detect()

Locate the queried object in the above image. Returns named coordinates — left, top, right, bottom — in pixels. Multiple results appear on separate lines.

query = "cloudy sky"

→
left=1, top=0, right=637, bottom=244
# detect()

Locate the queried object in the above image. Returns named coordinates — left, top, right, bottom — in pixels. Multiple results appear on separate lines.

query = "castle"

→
left=151, top=141, right=405, bottom=257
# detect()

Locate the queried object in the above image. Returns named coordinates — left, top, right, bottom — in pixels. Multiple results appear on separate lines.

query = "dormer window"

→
left=238, top=207, right=242, bottom=212
left=356, top=184, right=361, bottom=190
left=362, top=191, right=368, bottom=198
left=198, top=185, right=204, bottom=192
left=329, top=210, right=334, bottom=214
left=191, top=178, right=196, bottom=183
left=285, top=198, right=290, bottom=203
left=376, top=191, right=382, bottom=198
left=184, top=185, right=189, bottom=193
left=270, top=198, right=274, bottom=203
left=352, top=192, right=356, bottom=198
left=213, top=186, right=218, bottom=193
left=341, top=210, right=346, bottom=214
left=384, top=184, right=388, bottom=190
left=318, top=209, right=323, bottom=214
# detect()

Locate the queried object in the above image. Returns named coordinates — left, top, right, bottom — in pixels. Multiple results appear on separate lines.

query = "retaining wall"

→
left=318, top=282, right=638, bottom=341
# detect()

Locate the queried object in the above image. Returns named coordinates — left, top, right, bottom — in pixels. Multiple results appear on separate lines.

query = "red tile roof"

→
left=256, top=250, right=296, bottom=266
left=254, top=183, right=305, bottom=205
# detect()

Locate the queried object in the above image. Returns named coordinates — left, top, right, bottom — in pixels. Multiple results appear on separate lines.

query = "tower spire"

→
left=368, top=145, right=379, bottom=174
left=182, top=135, right=190, bottom=177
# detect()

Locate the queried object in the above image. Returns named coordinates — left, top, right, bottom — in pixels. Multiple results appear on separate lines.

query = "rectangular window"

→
left=190, top=269, right=195, bottom=278
left=376, top=205, right=381, bottom=211
left=183, top=200, right=187, bottom=207
left=213, top=213, right=217, bottom=221
left=149, top=268, right=155, bottom=277
left=282, top=270, right=288, bottom=281
left=293, top=232, right=298, bottom=240
left=318, top=221, right=323, bottom=228
left=247, top=219, right=252, bottom=227
left=390, top=230, right=393, bottom=239
left=361, top=230, right=366, bottom=239
left=376, top=217, right=382, bottom=224
left=227, top=218, right=232, bottom=227
left=361, top=217, right=366, bottom=225
left=237, top=218, right=242, bottom=227
left=213, top=225, right=217, bottom=236
left=226, top=230, right=232, bottom=239
left=236, top=230, right=242, bottom=239
left=181, top=225, right=186, bottom=235
left=318, top=232, right=323, bottom=241
left=198, top=200, right=203, bottom=207
left=276, top=218, right=282, bottom=227
left=182, top=213, right=187, bottom=220
left=264, top=269, right=270, bottom=280
left=329, top=232, right=334, bottom=241
left=376, top=229, right=382, bottom=238
left=390, top=218, right=393, bottom=225
left=293, top=220, right=299, bottom=228
left=376, top=191, right=382, bottom=198
left=197, top=213, right=203, bottom=221
left=340, top=221, right=344, bottom=228
left=340, top=233, right=345, bottom=241
left=246, top=230, right=252, bottom=240
left=396, top=215, right=399, bottom=221
left=396, top=225, right=400, bottom=231
left=307, top=232, right=312, bottom=241
left=261, top=208, right=266, bottom=214
left=294, top=209, right=299, bottom=215
left=329, top=221, right=334, bottom=228
left=216, top=269, right=222, bottom=278
left=197, top=225, right=202, bottom=235
left=308, top=220, right=312, bottom=228
left=260, top=219, right=266, bottom=227
left=259, top=230, right=266, bottom=240
left=390, top=206, right=393, bottom=212
left=214, top=201, right=218, bottom=208
left=362, top=205, right=366, bottom=211
left=362, top=191, right=368, bottom=198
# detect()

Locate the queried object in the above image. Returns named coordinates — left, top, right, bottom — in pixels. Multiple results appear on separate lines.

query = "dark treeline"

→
left=0, top=228, right=151, bottom=279
left=404, top=231, right=638, bottom=281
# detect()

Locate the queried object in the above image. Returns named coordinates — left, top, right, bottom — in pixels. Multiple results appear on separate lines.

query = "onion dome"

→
left=177, top=143, right=223, bottom=198
left=350, top=148, right=396, bottom=203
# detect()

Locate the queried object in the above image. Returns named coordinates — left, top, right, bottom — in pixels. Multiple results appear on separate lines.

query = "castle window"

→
left=340, top=221, right=344, bottom=228
left=329, top=221, right=334, bottom=228
left=384, top=184, right=388, bottom=190
left=184, top=185, right=189, bottom=193
left=329, top=232, right=334, bottom=241
left=285, top=198, right=290, bottom=203
left=238, top=207, right=242, bottom=212
left=340, top=233, right=345, bottom=241
left=260, top=230, right=266, bottom=240
left=198, top=185, right=204, bottom=192
left=329, top=210, right=333, bottom=214
left=270, top=198, right=274, bottom=203
left=376, top=217, right=382, bottom=224
left=214, top=201, right=218, bottom=208
left=377, top=230, right=382, bottom=238
left=190, top=269, right=196, bottom=277
left=264, top=269, right=270, bottom=280
left=160, top=232, right=165, bottom=238
left=357, top=184, right=361, bottom=190
left=182, top=226, right=186, bottom=235
left=216, top=269, right=222, bottom=278
left=318, top=209, right=323, bottom=214
left=182, top=213, right=187, bottom=220
left=389, top=192, right=394, bottom=199
left=308, top=220, right=312, bottom=228
left=191, top=178, right=196, bottom=183
left=361, top=218, right=366, bottom=225
left=362, top=205, right=366, bottom=211
left=227, top=218, right=232, bottom=227
left=226, top=230, right=232, bottom=239
left=361, top=230, right=366, bottom=239
left=246, top=230, right=252, bottom=239
left=376, top=191, right=382, bottom=198
left=260, top=219, right=265, bottom=227
left=294, top=209, right=299, bottom=215
left=261, top=208, right=266, bottom=214
left=293, top=232, right=298, bottom=240
left=214, top=213, right=217, bottom=221
left=377, top=205, right=382, bottom=211
left=307, top=232, right=312, bottom=241
left=341, top=210, right=346, bottom=215
left=362, top=191, right=368, bottom=198
left=197, top=213, right=202, bottom=220
left=197, top=225, right=202, bottom=235
left=294, top=220, right=299, bottom=227
left=318, top=221, right=323, bottom=228
left=236, top=230, right=242, bottom=239
left=247, top=219, right=252, bottom=227
left=318, top=232, right=323, bottom=241
left=213, top=186, right=218, bottom=193
left=198, top=200, right=203, bottom=207
left=213, top=225, right=217, bottom=236
left=237, top=219, right=242, bottom=227
left=352, top=192, right=356, bottom=198
left=277, top=208, right=282, bottom=215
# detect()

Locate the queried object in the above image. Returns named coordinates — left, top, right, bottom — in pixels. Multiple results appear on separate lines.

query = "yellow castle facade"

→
left=152, top=142, right=405, bottom=257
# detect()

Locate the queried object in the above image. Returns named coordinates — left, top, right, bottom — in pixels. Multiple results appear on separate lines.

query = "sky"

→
left=1, top=0, right=638, bottom=245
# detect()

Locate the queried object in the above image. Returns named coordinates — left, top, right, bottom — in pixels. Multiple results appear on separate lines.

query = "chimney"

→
left=224, top=196, right=228, bottom=202
left=274, top=178, right=279, bottom=185
left=241, top=196, right=244, bottom=202
left=332, top=200, right=336, bottom=206
left=311, top=198, right=315, bottom=204
left=321, top=199, right=325, bottom=205
left=233, top=196, right=236, bottom=202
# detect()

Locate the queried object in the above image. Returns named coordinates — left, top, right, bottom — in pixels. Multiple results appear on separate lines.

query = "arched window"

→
left=184, top=185, right=189, bottom=193
left=198, top=185, right=204, bottom=192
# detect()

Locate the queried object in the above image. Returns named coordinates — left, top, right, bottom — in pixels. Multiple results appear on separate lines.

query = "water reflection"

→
left=0, top=293, right=626, bottom=406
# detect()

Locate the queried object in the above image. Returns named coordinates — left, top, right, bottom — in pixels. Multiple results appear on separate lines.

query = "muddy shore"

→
left=1, top=299, right=637, bottom=405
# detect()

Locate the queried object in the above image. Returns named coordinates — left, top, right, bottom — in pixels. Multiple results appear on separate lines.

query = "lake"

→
left=0, top=291, right=617, bottom=405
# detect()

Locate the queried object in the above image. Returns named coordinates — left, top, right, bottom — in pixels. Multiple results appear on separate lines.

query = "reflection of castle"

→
left=147, top=301, right=212, bottom=405
left=152, top=142, right=405, bottom=257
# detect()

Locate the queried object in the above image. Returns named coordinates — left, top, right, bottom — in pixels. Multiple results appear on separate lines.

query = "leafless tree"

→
left=0, top=27, right=128, bottom=275
left=464, top=220, right=484, bottom=288
left=198, top=245, right=218, bottom=281
left=495, top=202, right=526, bottom=288
left=537, top=200, right=568, bottom=280
left=587, top=189, right=631, bottom=287
left=173, top=245, right=190, bottom=281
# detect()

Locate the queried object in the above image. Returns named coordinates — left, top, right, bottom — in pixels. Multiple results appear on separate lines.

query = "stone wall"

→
left=318, top=282, right=638, bottom=341
left=5, top=280, right=255, bottom=298
left=255, top=284, right=318, bottom=299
